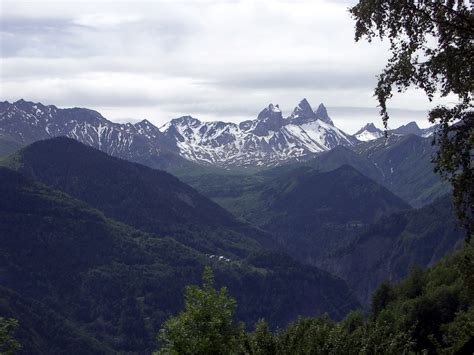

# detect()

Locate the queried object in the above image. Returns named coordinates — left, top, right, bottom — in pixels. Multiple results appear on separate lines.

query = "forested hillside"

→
left=156, top=243, right=474, bottom=354
left=0, top=164, right=359, bottom=353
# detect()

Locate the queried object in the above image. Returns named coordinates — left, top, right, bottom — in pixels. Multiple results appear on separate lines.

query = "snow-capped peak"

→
left=1, top=99, right=359, bottom=169
left=134, top=119, right=154, bottom=128
left=297, top=98, right=312, bottom=111
left=170, top=116, right=202, bottom=128
left=0, top=100, right=172, bottom=165
left=257, top=104, right=283, bottom=120
left=355, top=123, right=380, bottom=134
left=161, top=100, right=357, bottom=167
left=288, top=98, right=317, bottom=123
left=270, top=103, right=281, bottom=113
left=420, top=124, right=440, bottom=138
left=354, top=123, right=384, bottom=142
left=391, top=121, right=440, bottom=138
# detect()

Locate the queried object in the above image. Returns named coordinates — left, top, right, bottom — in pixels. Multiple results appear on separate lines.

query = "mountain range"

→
left=0, top=98, right=459, bottom=353
left=0, top=99, right=437, bottom=170
left=354, top=123, right=384, bottom=141
left=320, top=195, right=463, bottom=305
left=181, top=159, right=459, bottom=305
left=0, top=138, right=360, bottom=353
left=212, top=164, right=412, bottom=262
left=160, top=99, right=356, bottom=167
left=185, top=133, right=449, bottom=210
left=354, top=120, right=439, bottom=142
left=4, top=137, right=268, bottom=256
left=0, top=99, right=192, bottom=171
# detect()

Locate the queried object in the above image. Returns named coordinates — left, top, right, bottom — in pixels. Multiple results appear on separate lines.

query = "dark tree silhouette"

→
left=350, top=0, right=473, bottom=240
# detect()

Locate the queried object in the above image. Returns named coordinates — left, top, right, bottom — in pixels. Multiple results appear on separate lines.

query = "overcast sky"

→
left=0, top=0, right=453, bottom=133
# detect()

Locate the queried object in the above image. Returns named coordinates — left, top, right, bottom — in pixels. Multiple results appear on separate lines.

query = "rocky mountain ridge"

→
left=353, top=121, right=439, bottom=142
left=1, top=98, right=438, bottom=169
left=160, top=98, right=357, bottom=167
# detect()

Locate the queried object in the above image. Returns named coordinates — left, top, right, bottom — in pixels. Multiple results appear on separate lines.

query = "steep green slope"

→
left=362, top=243, right=473, bottom=353
left=260, top=135, right=448, bottom=208
left=295, top=145, right=381, bottom=181
left=251, top=165, right=409, bottom=224
left=320, top=195, right=464, bottom=306
left=0, top=133, right=23, bottom=158
left=257, top=145, right=380, bottom=182
left=3, top=137, right=269, bottom=256
left=194, top=162, right=460, bottom=308
left=0, top=167, right=205, bottom=352
left=0, top=287, right=113, bottom=354
left=0, top=167, right=359, bottom=352
left=215, top=165, right=411, bottom=264
left=179, top=147, right=379, bottom=202
left=355, top=134, right=449, bottom=207
left=244, top=243, right=473, bottom=354
left=183, top=135, right=448, bottom=212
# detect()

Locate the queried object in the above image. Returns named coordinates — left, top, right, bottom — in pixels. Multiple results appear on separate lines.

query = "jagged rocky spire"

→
left=315, top=103, right=334, bottom=125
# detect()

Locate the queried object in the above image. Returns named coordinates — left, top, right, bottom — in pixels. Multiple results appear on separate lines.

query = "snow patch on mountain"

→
left=354, top=123, right=384, bottom=142
left=161, top=99, right=357, bottom=167
left=0, top=99, right=175, bottom=165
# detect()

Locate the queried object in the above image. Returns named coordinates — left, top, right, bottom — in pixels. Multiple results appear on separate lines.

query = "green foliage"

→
left=0, top=166, right=358, bottom=352
left=209, top=165, right=411, bottom=266
left=245, top=320, right=277, bottom=355
left=0, top=134, right=24, bottom=159
left=157, top=267, right=242, bottom=355
left=187, top=161, right=462, bottom=308
left=355, top=134, right=450, bottom=207
left=440, top=305, right=474, bottom=354
left=327, top=194, right=463, bottom=306
left=431, top=105, right=473, bottom=240
left=159, top=244, right=473, bottom=353
left=271, top=313, right=410, bottom=354
left=350, top=0, right=474, bottom=239
left=358, top=316, right=414, bottom=355
left=371, top=282, right=396, bottom=318
left=4, top=137, right=265, bottom=258
left=188, top=136, right=450, bottom=210
left=0, top=317, right=21, bottom=355
left=364, top=243, right=474, bottom=353
left=276, top=317, right=337, bottom=354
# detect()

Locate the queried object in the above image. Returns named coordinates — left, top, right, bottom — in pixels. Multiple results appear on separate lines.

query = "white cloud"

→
left=72, top=14, right=143, bottom=28
left=0, top=0, right=441, bottom=132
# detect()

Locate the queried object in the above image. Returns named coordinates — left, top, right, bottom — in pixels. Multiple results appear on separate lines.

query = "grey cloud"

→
left=329, top=106, right=431, bottom=133
left=0, top=12, right=197, bottom=58
left=0, top=0, right=434, bottom=132
left=329, top=106, right=429, bottom=117
left=210, top=69, right=378, bottom=90
left=0, top=17, right=76, bottom=33
left=0, top=17, right=79, bottom=57
left=0, top=16, right=95, bottom=58
left=330, top=0, right=357, bottom=5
